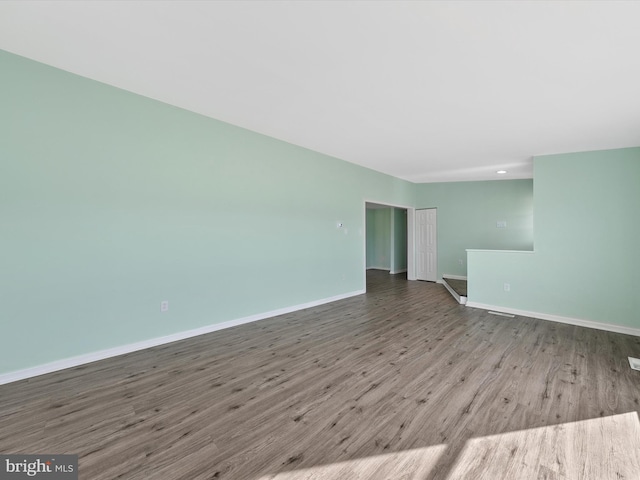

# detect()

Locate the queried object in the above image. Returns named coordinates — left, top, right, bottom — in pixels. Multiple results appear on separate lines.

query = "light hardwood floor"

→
left=1, top=271, right=640, bottom=479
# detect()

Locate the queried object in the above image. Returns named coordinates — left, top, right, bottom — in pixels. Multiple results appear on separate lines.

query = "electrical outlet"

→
left=458, top=259, right=463, bottom=265
left=161, top=300, right=169, bottom=312
left=504, top=283, right=510, bottom=292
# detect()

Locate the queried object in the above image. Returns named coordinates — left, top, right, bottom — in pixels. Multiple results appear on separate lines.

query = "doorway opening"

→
left=364, top=201, right=415, bottom=291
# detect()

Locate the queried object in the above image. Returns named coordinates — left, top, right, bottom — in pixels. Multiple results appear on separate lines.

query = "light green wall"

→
left=468, top=147, right=640, bottom=328
left=415, top=180, right=534, bottom=278
left=0, top=50, right=415, bottom=375
left=365, top=208, right=391, bottom=270
left=391, top=208, right=407, bottom=272
left=4, top=47, right=634, bottom=376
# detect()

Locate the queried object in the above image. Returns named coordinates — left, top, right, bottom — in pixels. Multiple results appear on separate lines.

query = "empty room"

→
left=1, top=1, right=640, bottom=479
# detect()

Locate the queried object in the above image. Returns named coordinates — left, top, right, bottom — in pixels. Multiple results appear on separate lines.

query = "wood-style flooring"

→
left=1, top=271, right=640, bottom=479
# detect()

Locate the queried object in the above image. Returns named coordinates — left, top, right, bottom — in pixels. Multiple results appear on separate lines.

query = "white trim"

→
left=390, top=208, right=395, bottom=274
left=407, top=208, right=415, bottom=280
left=466, top=249, right=535, bottom=254
left=390, top=268, right=407, bottom=274
left=466, top=302, right=640, bottom=337
left=442, top=274, right=467, bottom=280
left=367, top=267, right=390, bottom=271
left=438, top=279, right=467, bottom=305
left=364, top=199, right=413, bottom=211
left=0, top=289, right=365, bottom=386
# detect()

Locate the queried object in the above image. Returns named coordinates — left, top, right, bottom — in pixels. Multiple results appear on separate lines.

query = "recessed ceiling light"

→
left=496, top=170, right=507, bottom=174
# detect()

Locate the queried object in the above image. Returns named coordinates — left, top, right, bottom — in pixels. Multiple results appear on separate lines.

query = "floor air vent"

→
left=488, top=311, right=515, bottom=318
left=628, top=357, right=640, bottom=371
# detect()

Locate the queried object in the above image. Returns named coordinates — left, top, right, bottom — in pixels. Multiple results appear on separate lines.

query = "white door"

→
left=416, top=209, right=437, bottom=281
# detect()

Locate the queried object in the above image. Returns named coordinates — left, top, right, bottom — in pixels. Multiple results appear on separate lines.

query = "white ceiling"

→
left=1, top=1, right=639, bottom=183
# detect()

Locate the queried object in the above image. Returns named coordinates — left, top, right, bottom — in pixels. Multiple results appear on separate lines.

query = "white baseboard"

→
left=389, top=268, right=407, bottom=274
left=0, top=289, right=366, bottom=386
left=466, top=302, right=640, bottom=337
left=438, top=279, right=467, bottom=305
left=442, top=274, right=468, bottom=280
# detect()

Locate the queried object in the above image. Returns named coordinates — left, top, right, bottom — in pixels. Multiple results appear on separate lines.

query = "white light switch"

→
left=161, top=300, right=169, bottom=312
left=496, top=221, right=507, bottom=228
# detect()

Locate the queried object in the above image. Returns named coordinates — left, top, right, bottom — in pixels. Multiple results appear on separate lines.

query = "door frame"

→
left=363, top=200, right=416, bottom=288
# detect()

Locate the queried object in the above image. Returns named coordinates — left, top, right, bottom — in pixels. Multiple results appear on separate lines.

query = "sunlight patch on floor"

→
left=258, top=444, right=447, bottom=480
left=447, top=412, right=640, bottom=480
left=258, top=413, right=640, bottom=480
